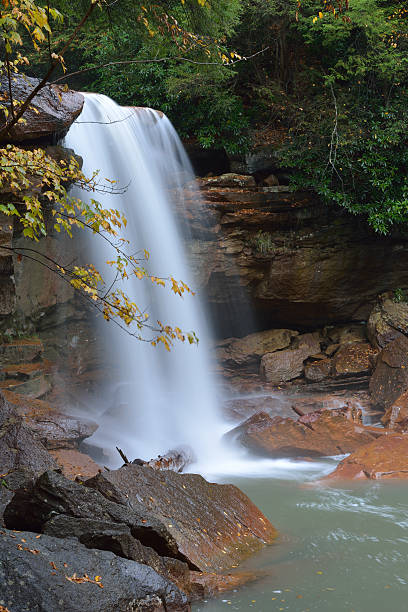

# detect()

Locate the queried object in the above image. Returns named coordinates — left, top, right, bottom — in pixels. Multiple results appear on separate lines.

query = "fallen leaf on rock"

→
left=65, top=572, right=104, bottom=588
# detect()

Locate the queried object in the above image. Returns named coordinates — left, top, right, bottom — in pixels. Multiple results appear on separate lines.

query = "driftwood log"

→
left=116, top=445, right=195, bottom=473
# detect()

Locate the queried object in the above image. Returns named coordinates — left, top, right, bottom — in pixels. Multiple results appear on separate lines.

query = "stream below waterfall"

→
left=194, top=465, right=408, bottom=612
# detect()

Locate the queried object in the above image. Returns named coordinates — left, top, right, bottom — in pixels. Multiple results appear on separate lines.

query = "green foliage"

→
left=7, top=0, right=408, bottom=235
left=0, top=0, right=215, bottom=349
left=27, top=0, right=245, bottom=151
left=393, top=288, right=407, bottom=303
left=249, top=230, right=276, bottom=255
left=229, top=0, right=408, bottom=233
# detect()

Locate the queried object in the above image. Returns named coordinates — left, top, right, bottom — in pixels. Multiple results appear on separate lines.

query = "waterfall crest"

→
left=65, top=93, right=226, bottom=467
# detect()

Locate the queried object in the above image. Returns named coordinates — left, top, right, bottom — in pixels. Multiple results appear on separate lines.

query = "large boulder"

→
left=85, top=464, right=277, bottom=572
left=3, top=470, right=181, bottom=561
left=0, top=74, right=84, bottom=142
left=42, top=514, right=193, bottom=594
left=215, top=328, right=298, bottom=371
left=381, top=390, right=408, bottom=431
left=0, top=528, right=189, bottom=611
left=367, top=294, right=408, bottom=349
left=224, top=407, right=380, bottom=458
left=369, top=335, right=408, bottom=409
left=0, top=391, right=57, bottom=475
left=260, top=332, right=321, bottom=383
left=331, top=342, right=377, bottom=378
left=3, top=390, right=98, bottom=450
left=325, top=435, right=408, bottom=480
left=0, top=469, right=32, bottom=527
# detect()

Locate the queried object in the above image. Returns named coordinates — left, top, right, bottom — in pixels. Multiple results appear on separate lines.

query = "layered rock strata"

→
left=180, top=175, right=408, bottom=336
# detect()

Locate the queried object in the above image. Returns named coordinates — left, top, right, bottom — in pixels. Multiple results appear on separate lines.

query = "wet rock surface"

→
left=3, top=390, right=98, bottom=450
left=260, top=333, right=322, bottom=384
left=4, top=470, right=180, bottom=560
left=0, top=391, right=57, bottom=476
left=181, top=178, right=408, bottom=335
left=0, top=469, right=33, bottom=527
left=369, top=335, right=408, bottom=409
left=42, top=514, right=191, bottom=591
left=0, top=528, right=189, bottom=611
left=86, top=464, right=277, bottom=572
left=381, top=390, right=408, bottom=431
left=367, top=294, right=408, bottom=349
left=215, top=328, right=298, bottom=371
left=0, top=74, right=84, bottom=143
left=224, top=406, right=380, bottom=458
left=326, top=435, right=408, bottom=480
left=49, top=449, right=101, bottom=480
left=331, top=342, right=377, bottom=378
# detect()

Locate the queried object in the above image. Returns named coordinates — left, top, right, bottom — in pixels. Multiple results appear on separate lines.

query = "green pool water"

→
left=194, top=469, right=408, bottom=612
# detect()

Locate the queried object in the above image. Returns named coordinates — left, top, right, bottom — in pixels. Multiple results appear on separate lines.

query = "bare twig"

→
left=116, top=447, right=130, bottom=464
left=50, top=47, right=270, bottom=85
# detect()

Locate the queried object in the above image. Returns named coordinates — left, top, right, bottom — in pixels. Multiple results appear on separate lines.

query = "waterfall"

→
left=65, top=93, right=227, bottom=468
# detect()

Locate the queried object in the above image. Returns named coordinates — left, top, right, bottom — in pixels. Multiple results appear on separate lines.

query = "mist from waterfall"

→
left=65, top=93, right=229, bottom=468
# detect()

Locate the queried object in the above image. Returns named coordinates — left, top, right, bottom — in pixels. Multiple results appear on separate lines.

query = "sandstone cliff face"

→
left=180, top=177, right=408, bottom=336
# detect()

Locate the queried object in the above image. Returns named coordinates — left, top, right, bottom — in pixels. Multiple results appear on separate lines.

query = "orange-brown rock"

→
left=86, top=464, right=277, bottom=572
left=304, top=358, right=332, bottom=382
left=367, top=294, right=408, bottom=349
left=190, top=570, right=256, bottom=598
left=369, top=335, right=408, bottom=408
left=381, top=390, right=408, bottom=431
left=0, top=391, right=56, bottom=476
left=3, top=390, right=98, bottom=450
left=215, top=328, right=298, bottom=371
left=49, top=449, right=101, bottom=480
left=260, top=333, right=322, bottom=384
left=332, top=342, right=377, bottom=377
left=224, top=406, right=380, bottom=458
left=180, top=178, right=408, bottom=336
left=325, top=434, right=408, bottom=480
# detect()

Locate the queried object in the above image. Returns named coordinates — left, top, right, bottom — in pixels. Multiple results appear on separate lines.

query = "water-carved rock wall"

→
left=180, top=175, right=408, bottom=337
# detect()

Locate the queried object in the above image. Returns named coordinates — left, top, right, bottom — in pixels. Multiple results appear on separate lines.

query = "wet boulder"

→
left=42, top=514, right=192, bottom=593
left=3, top=470, right=181, bottom=562
left=224, top=406, right=380, bottom=458
left=369, top=335, right=408, bottom=409
left=215, top=328, right=298, bottom=371
left=324, top=323, right=367, bottom=346
left=260, top=332, right=321, bottom=384
left=85, top=464, right=277, bottom=572
left=304, top=358, right=332, bottom=382
left=0, top=528, right=189, bottom=611
left=3, top=390, right=98, bottom=450
left=0, top=391, right=57, bottom=476
left=0, top=74, right=84, bottom=143
left=367, top=293, right=408, bottom=349
left=331, top=342, right=377, bottom=378
left=381, top=390, right=408, bottom=431
left=0, top=469, right=33, bottom=527
left=325, top=434, right=408, bottom=480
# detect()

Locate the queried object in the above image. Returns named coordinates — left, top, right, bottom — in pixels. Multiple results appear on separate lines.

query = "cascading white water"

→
left=64, top=93, right=340, bottom=481
left=65, top=93, right=228, bottom=467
